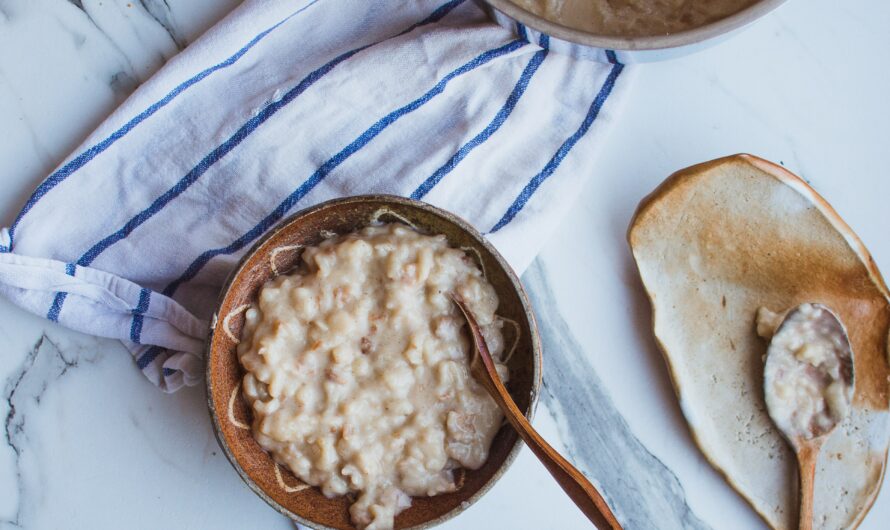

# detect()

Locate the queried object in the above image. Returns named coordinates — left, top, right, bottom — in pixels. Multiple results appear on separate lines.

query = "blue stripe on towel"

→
left=129, top=288, right=151, bottom=344
left=46, top=263, right=76, bottom=322
left=410, top=42, right=548, bottom=200
left=163, top=38, right=528, bottom=297
left=6, top=0, right=326, bottom=252
left=72, top=0, right=466, bottom=271
left=490, top=61, right=624, bottom=233
left=399, top=0, right=467, bottom=35
left=48, top=0, right=468, bottom=319
left=137, top=345, right=164, bottom=370
left=47, top=294, right=67, bottom=322
left=516, top=22, right=528, bottom=41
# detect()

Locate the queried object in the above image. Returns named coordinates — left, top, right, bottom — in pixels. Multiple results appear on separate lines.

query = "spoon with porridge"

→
left=757, top=303, right=855, bottom=530
left=453, top=296, right=622, bottom=530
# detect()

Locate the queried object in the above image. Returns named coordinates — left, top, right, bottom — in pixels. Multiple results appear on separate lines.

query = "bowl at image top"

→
left=205, top=195, right=543, bottom=530
left=479, top=0, right=787, bottom=61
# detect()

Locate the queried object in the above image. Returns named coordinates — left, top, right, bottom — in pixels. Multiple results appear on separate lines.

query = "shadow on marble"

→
left=522, top=260, right=710, bottom=530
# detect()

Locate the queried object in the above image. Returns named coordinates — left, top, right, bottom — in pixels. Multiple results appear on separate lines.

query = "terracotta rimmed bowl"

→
left=206, top=195, right=543, bottom=530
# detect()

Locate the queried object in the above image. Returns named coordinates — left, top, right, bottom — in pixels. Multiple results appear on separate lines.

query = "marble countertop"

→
left=1, top=0, right=889, bottom=528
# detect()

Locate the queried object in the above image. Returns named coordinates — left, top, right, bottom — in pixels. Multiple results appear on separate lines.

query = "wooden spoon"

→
left=452, top=296, right=622, bottom=530
left=762, top=303, right=855, bottom=530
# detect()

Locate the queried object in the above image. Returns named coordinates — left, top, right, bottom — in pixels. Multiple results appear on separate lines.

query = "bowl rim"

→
left=206, top=194, right=543, bottom=530
left=480, top=0, right=787, bottom=51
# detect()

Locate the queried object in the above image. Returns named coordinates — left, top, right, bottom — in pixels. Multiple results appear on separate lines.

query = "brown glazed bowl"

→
left=206, top=195, right=543, bottom=529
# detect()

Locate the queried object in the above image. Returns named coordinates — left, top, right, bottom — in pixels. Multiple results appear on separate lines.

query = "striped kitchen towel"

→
left=0, top=0, right=629, bottom=391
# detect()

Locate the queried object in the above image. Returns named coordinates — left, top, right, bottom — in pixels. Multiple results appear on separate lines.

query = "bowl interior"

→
left=207, top=195, right=542, bottom=530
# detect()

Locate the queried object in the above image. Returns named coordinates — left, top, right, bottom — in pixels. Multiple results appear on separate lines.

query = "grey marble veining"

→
left=63, top=0, right=179, bottom=80
left=522, top=260, right=710, bottom=530
left=0, top=328, right=293, bottom=529
left=0, top=0, right=889, bottom=528
left=0, top=0, right=239, bottom=223
left=3, top=335, right=103, bottom=528
left=137, top=0, right=187, bottom=49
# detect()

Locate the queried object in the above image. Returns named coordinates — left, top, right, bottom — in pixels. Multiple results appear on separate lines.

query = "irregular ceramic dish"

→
left=206, top=195, right=543, bottom=530
left=628, top=155, right=890, bottom=529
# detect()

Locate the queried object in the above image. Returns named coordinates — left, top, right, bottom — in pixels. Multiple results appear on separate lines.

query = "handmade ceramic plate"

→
left=629, top=155, right=890, bottom=529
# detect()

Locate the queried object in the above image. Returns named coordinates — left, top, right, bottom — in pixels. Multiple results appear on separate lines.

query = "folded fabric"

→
left=0, top=0, right=629, bottom=391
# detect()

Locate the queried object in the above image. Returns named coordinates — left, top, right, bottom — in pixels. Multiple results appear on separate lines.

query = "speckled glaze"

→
left=628, top=156, right=890, bottom=530
left=206, top=195, right=543, bottom=530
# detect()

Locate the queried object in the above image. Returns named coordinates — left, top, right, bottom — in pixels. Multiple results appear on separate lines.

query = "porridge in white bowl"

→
left=237, top=224, right=509, bottom=529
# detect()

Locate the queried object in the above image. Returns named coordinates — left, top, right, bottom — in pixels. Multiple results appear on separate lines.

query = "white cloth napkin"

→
left=0, top=0, right=628, bottom=391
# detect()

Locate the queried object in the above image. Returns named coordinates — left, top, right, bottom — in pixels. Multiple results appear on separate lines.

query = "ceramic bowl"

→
left=206, top=195, right=543, bottom=530
left=478, top=0, right=787, bottom=62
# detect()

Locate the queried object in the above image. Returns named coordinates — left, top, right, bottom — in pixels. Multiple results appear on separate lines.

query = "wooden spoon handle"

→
left=797, top=443, right=819, bottom=530
left=454, top=296, right=621, bottom=529
left=486, top=371, right=622, bottom=529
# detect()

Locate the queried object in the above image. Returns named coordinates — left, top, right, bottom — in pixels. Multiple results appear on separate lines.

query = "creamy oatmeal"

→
left=757, top=304, right=854, bottom=441
left=237, top=224, right=508, bottom=530
left=512, top=0, right=760, bottom=37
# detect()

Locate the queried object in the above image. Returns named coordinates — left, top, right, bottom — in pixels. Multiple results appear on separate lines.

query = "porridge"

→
left=237, top=224, right=509, bottom=529
left=757, top=305, right=854, bottom=441
left=511, top=0, right=760, bottom=38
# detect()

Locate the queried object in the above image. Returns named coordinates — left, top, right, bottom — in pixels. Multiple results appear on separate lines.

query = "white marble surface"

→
left=1, top=0, right=889, bottom=528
